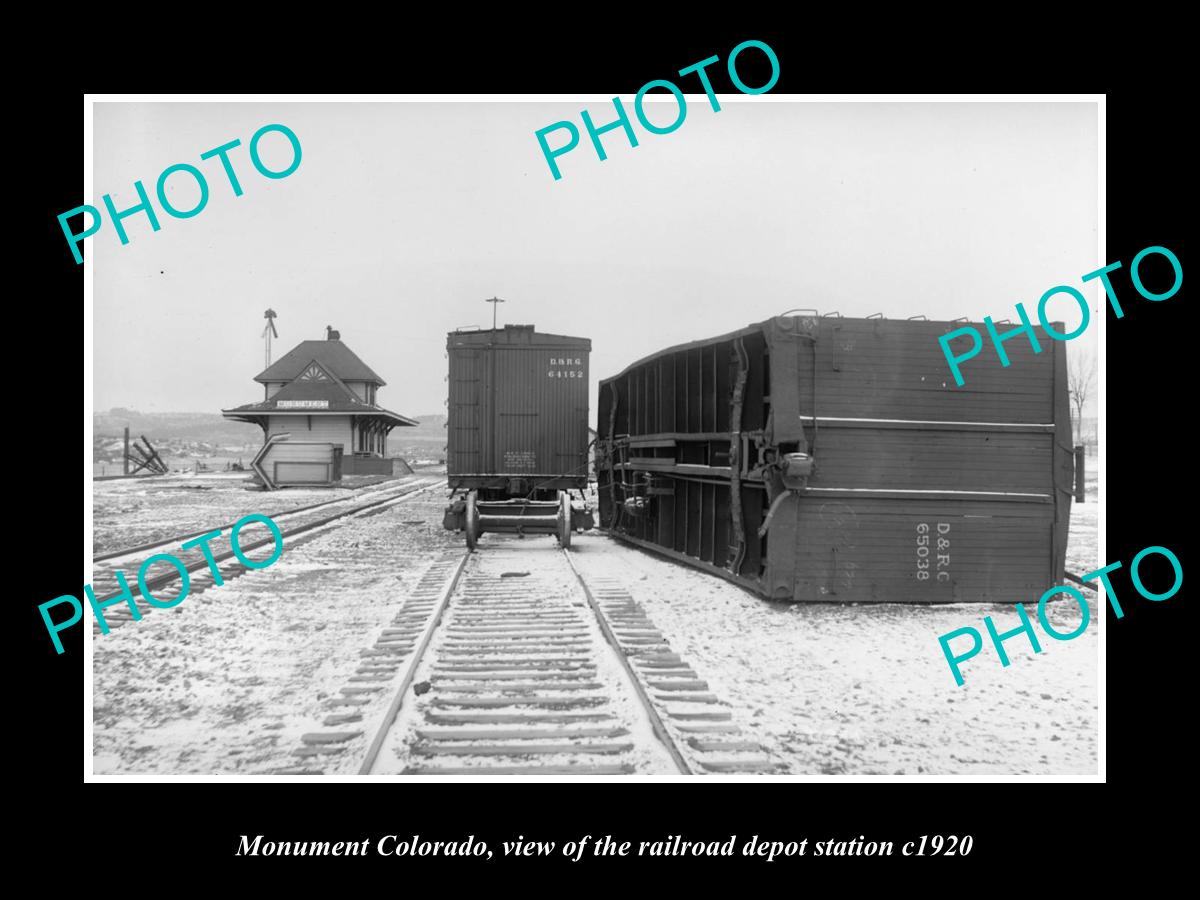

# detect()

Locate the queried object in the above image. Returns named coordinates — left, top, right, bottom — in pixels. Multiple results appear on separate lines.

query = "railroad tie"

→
left=293, top=746, right=347, bottom=757
left=687, top=738, right=765, bottom=753
left=301, top=731, right=363, bottom=745
left=403, top=765, right=635, bottom=776
left=431, top=671, right=597, bottom=682
left=668, top=710, right=733, bottom=721
left=648, top=680, right=710, bottom=692
left=424, top=712, right=612, bottom=725
left=635, top=655, right=685, bottom=668
left=413, top=742, right=634, bottom=757
left=433, top=658, right=593, bottom=668
left=654, top=692, right=722, bottom=704
left=323, top=714, right=364, bottom=726
left=435, top=683, right=603, bottom=694
left=697, top=758, right=778, bottom=773
left=429, top=696, right=607, bottom=708
left=415, top=727, right=629, bottom=741
left=672, top=722, right=741, bottom=733
left=441, top=644, right=590, bottom=654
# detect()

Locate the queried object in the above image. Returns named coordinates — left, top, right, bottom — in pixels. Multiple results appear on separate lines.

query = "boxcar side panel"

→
left=597, top=314, right=1073, bottom=603
left=768, top=316, right=1055, bottom=431
left=447, top=347, right=484, bottom=477
left=764, top=495, right=1055, bottom=602
left=806, top=425, right=1056, bottom=492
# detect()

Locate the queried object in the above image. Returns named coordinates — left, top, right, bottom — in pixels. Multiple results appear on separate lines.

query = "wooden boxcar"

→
left=443, top=325, right=594, bottom=548
left=596, top=314, right=1074, bottom=602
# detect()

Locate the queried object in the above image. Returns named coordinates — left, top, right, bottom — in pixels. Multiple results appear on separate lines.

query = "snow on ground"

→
left=379, top=542, right=678, bottom=775
left=570, top=483, right=1099, bottom=776
left=93, top=476, right=1100, bottom=777
left=1065, top=471, right=1100, bottom=578
left=91, top=473, right=401, bottom=555
left=92, top=490, right=461, bottom=774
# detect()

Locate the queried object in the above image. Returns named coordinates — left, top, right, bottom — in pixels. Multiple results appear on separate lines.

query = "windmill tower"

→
left=262, top=309, right=278, bottom=368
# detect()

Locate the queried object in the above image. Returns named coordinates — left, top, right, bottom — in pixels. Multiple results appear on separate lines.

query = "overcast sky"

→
left=92, top=100, right=1099, bottom=420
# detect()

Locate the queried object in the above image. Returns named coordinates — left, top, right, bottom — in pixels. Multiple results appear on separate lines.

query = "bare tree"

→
left=1068, top=347, right=1095, bottom=444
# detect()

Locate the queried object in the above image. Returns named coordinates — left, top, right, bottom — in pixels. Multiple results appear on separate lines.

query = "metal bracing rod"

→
left=484, top=295, right=505, bottom=331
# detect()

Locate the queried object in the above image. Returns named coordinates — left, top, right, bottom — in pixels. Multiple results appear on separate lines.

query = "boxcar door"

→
left=448, top=348, right=484, bottom=477
left=493, top=345, right=542, bottom=478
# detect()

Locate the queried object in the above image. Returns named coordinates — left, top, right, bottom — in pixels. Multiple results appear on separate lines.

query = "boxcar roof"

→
left=448, top=324, right=591, bottom=349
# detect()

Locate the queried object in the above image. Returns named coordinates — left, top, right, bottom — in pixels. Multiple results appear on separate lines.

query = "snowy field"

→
left=91, top=473, right=396, bottom=555
left=574, top=478, right=1100, bottom=777
left=91, top=473, right=1099, bottom=777
left=92, top=489, right=462, bottom=774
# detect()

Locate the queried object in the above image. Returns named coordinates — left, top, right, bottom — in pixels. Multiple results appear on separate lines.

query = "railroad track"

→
left=92, top=478, right=417, bottom=564
left=90, top=477, right=441, bottom=634
left=279, top=540, right=777, bottom=776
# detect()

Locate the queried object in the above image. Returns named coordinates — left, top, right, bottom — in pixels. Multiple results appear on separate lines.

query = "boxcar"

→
left=442, top=324, right=595, bottom=548
left=596, top=314, right=1074, bottom=602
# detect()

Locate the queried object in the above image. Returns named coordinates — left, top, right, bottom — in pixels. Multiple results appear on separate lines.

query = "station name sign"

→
left=276, top=400, right=329, bottom=409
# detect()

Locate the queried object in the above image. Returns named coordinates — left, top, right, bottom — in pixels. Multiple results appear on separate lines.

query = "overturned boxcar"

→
left=443, top=324, right=595, bottom=548
left=596, top=314, right=1074, bottom=602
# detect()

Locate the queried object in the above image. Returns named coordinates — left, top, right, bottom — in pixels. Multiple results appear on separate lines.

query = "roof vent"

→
left=326, top=326, right=341, bottom=341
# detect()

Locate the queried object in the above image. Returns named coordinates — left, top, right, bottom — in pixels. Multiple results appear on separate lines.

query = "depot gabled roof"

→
left=255, top=339, right=386, bottom=385
left=224, top=357, right=417, bottom=425
left=221, top=390, right=418, bottom=426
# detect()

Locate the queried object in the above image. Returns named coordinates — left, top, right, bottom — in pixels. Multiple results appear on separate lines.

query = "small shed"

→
left=251, top=435, right=343, bottom=489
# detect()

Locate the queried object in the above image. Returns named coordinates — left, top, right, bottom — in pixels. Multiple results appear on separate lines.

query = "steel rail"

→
left=93, top=478, right=423, bottom=563
left=359, top=550, right=471, bottom=775
left=92, top=479, right=441, bottom=604
left=562, top=549, right=692, bottom=775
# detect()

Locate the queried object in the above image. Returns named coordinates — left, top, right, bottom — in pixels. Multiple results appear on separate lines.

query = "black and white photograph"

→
left=83, top=96, right=1102, bottom=780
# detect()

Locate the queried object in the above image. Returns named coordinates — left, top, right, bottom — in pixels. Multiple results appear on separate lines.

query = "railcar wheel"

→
left=465, top=490, right=479, bottom=550
left=557, top=490, right=572, bottom=549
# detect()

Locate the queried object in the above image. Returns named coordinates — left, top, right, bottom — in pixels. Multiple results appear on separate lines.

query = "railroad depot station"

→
left=222, top=330, right=417, bottom=476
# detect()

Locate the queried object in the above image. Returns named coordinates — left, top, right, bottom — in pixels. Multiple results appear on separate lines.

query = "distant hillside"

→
left=95, top=409, right=262, bottom=445
left=388, top=414, right=447, bottom=460
left=409, top=414, right=446, bottom=429
left=93, top=409, right=451, bottom=466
